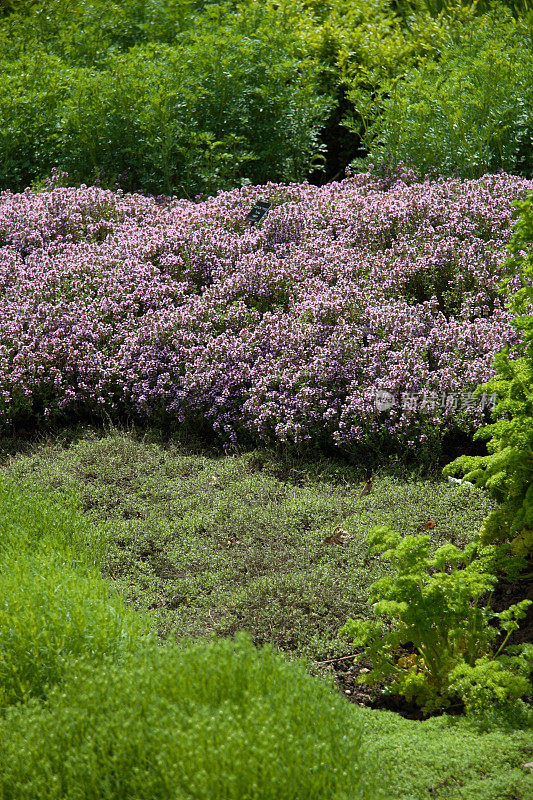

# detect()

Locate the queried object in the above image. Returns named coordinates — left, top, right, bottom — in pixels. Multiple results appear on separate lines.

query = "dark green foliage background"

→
left=0, top=2, right=331, bottom=195
left=0, top=0, right=531, bottom=195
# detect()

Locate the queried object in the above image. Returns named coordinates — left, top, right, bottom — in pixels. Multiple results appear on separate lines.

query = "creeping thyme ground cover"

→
left=1, top=172, right=531, bottom=451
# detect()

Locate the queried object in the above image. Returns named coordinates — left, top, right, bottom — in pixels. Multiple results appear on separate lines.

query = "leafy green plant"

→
left=340, top=526, right=532, bottom=714
left=449, top=647, right=533, bottom=716
left=0, top=0, right=147, bottom=63
left=0, top=49, right=75, bottom=189
left=2, top=0, right=532, bottom=190
left=444, top=194, right=533, bottom=556
left=351, top=8, right=533, bottom=178
left=0, top=3, right=330, bottom=195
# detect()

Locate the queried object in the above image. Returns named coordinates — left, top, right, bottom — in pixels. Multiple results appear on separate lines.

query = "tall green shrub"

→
left=1, top=0, right=531, bottom=189
left=0, top=51, right=78, bottom=189
left=0, top=3, right=330, bottom=194
left=352, top=8, right=533, bottom=178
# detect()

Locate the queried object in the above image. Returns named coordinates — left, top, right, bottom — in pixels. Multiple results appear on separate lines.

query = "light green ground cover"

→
left=0, top=427, right=531, bottom=799
left=4, top=427, right=496, bottom=660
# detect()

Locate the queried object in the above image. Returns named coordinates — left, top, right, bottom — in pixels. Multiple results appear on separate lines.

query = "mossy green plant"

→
left=0, top=635, right=384, bottom=800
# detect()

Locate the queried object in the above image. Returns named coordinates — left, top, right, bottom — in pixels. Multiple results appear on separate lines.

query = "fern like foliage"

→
left=444, top=193, right=533, bottom=557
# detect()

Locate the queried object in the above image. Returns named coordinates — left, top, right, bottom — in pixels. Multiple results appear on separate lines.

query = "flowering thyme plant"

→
left=0, top=172, right=531, bottom=452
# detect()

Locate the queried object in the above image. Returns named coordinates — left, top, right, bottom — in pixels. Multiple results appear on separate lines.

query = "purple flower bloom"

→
left=0, top=173, right=530, bottom=451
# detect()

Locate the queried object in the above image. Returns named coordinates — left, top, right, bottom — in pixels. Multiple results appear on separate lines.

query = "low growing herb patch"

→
left=0, top=173, right=531, bottom=457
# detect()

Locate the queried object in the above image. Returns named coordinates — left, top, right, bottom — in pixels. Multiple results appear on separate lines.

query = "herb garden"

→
left=0, top=1, right=532, bottom=798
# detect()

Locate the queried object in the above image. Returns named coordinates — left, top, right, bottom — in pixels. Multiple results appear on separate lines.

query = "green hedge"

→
left=1, top=1, right=531, bottom=193
left=351, top=8, right=533, bottom=179
left=0, top=3, right=330, bottom=194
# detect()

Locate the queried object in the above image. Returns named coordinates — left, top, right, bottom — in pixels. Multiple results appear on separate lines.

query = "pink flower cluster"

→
left=0, top=173, right=530, bottom=451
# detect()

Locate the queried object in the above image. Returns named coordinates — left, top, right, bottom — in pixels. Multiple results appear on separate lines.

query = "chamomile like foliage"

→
left=0, top=636, right=382, bottom=800
left=0, top=172, right=531, bottom=453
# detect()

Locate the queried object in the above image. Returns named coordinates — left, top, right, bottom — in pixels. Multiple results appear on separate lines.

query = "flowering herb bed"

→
left=0, top=173, right=531, bottom=452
